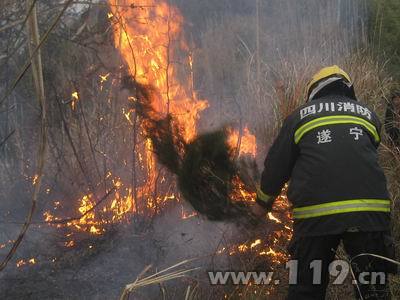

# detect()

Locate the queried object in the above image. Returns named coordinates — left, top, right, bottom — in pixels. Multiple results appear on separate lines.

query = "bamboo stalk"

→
left=0, top=0, right=74, bottom=107
left=0, top=0, right=47, bottom=272
left=0, top=0, right=73, bottom=273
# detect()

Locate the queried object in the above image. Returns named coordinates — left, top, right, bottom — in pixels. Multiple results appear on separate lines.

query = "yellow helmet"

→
left=306, top=65, right=352, bottom=101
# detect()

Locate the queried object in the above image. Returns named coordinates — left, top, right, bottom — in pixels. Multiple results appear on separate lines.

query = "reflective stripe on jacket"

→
left=259, top=95, right=391, bottom=236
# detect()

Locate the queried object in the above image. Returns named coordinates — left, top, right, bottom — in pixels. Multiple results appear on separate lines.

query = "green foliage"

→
left=369, top=0, right=400, bottom=77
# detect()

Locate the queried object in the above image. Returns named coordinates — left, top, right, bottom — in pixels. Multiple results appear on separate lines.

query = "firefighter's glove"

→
left=256, top=187, right=274, bottom=213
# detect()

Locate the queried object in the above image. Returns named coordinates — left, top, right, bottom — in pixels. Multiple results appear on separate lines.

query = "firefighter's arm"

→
left=256, top=117, right=298, bottom=211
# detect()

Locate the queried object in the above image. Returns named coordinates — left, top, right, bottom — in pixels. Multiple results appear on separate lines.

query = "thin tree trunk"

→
left=0, top=0, right=49, bottom=272
left=256, top=0, right=261, bottom=107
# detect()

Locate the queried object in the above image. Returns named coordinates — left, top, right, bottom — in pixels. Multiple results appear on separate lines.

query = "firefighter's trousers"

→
left=287, top=231, right=397, bottom=300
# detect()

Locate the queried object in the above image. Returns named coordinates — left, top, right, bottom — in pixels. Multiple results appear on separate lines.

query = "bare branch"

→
left=0, top=0, right=74, bottom=273
left=0, top=130, right=15, bottom=149
left=0, top=0, right=74, bottom=107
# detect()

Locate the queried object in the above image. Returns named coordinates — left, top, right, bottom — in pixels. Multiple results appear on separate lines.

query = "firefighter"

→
left=385, top=91, right=400, bottom=148
left=253, top=66, right=396, bottom=299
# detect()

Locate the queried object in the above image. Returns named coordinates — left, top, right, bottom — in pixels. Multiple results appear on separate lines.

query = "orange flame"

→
left=109, top=0, right=208, bottom=143
left=71, top=92, right=79, bottom=110
left=228, top=127, right=257, bottom=157
left=39, top=0, right=293, bottom=270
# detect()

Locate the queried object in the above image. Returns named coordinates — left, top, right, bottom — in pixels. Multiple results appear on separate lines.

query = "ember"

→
left=16, top=258, right=37, bottom=268
left=40, top=0, right=292, bottom=271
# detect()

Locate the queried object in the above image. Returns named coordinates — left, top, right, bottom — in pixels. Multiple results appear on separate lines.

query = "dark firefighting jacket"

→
left=257, top=94, right=391, bottom=237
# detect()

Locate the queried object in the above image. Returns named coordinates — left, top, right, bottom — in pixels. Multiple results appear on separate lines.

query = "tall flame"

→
left=228, top=127, right=258, bottom=157
left=41, top=0, right=293, bottom=272
left=109, top=0, right=208, bottom=142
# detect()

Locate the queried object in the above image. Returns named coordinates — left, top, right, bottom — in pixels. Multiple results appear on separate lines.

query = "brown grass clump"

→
left=222, top=50, right=400, bottom=299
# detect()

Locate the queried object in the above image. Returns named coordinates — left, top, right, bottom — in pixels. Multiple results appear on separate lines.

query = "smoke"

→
left=0, top=1, right=370, bottom=299
left=0, top=204, right=242, bottom=299
left=193, top=0, right=369, bottom=142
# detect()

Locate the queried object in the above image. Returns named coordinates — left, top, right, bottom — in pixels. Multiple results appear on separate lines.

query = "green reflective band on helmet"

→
left=257, top=188, right=272, bottom=204
left=294, top=115, right=380, bottom=144
left=293, top=199, right=390, bottom=219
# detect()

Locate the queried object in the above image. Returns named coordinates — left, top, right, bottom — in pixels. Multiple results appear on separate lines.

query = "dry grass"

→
left=0, top=1, right=398, bottom=299
left=195, top=18, right=400, bottom=294
left=120, top=260, right=200, bottom=300
left=249, top=51, right=400, bottom=299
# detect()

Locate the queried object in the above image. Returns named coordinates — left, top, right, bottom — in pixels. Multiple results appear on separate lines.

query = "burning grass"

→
left=17, top=3, right=293, bottom=291
left=121, top=75, right=256, bottom=222
left=245, top=51, right=400, bottom=299
left=1, top=0, right=399, bottom=299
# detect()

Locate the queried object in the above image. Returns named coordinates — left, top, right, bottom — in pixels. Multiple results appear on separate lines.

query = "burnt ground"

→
left=0, top=203, right=240, bottom=300
left=0, top=230, right=160, bottom=299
